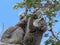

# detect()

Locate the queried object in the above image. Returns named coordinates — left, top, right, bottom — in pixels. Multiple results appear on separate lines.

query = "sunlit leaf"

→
left=13, top=4, right=18, bottom=9
left=45, top=40, right=51, bottom=45
left=57, top=31, right=60, bottom=35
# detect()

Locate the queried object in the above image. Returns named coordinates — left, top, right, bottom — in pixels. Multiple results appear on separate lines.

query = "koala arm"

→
left=1, top=26, right=18, bottom=42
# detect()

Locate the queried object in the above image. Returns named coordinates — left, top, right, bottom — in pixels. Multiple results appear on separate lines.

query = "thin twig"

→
left=49, top=29, right=59, bottom=41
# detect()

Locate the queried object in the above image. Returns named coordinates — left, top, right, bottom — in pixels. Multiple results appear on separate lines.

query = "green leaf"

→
left=57, top=31, right=60, bottom=35
left=48, top=22, right=52, bottom=26
left=49, top=20, right=59, bottom=23
left=45, top=40, right=51, bottom=45
left=36, top=0, right=42, bottom=2
left=53, top=0, right=57, bottom=2
left=44, top=34, right=49, bottom=37
left=49, top=36, right=53, bottom=39
left=54, top=20, right=58, bottom=22
left=13, top=3, right=26, bottom=9
left=13, top=4, right=18, bottom=9
left=52, top=13, right=56, bottom=17
left=56, top=41, right=60, bottom=45
left=18, top=3, right=24, bottom=8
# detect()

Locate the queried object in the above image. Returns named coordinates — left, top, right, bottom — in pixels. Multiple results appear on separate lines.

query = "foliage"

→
left=13, top=0, right=60, bottom=45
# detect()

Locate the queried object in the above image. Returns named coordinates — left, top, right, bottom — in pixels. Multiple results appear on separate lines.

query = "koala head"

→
left=33, top=18, right=47, bottom=32
left=19, top=12, right=25, bottom=20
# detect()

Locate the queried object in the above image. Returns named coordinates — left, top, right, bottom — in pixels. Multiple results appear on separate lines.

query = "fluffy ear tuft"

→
left=33, top=18, right=47, bottom=32
left=18, top=12, right=25, bottom=19
left=33, top=19, right=41, bottom=27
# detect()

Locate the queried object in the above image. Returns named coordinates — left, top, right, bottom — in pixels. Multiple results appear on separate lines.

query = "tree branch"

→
left=49, top=29, right=59, bottom=41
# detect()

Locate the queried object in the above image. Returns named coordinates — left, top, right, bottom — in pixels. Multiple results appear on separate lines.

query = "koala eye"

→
left=33, top=14, right=38, bottom=19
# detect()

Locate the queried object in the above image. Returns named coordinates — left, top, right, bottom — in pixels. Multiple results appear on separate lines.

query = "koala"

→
left=23, top=15, right=47, bottom=45
left=1, top=12, right=27, bottom=44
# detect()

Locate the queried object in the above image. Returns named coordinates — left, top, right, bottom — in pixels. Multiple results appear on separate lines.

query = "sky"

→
left=0, top=0, right=24, bottom=35
left=0, top=0, right=60, bottom=45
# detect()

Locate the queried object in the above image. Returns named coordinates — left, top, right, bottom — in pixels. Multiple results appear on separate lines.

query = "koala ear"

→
left=33, top=19, right=40, bottom=27
left=18, top=12, right=25, bottom=19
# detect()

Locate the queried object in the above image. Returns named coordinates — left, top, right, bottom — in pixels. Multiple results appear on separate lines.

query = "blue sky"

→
left=0, top=0, right=60, bottom=45
left=0, top=0, right=24, bottom=35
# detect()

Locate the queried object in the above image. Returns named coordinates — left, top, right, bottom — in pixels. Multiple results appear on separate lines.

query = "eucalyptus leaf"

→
left=44, top=34, right=49, bottom=37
